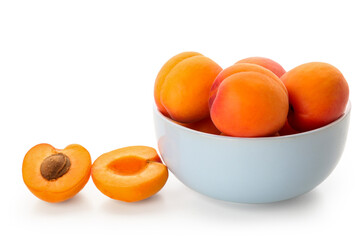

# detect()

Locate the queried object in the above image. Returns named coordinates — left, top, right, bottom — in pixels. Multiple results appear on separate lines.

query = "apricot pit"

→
left=40, top=153, right=71, bottom=180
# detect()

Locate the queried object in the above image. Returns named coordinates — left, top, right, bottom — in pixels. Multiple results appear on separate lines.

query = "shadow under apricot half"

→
left=22, top=144, right=92, bottom=203
left=91, top=146, right=168, bottom=202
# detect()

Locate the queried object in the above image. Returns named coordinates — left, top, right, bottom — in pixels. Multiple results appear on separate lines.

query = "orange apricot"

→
left=236, top=57, right=286, bottom=78
left=281, top=62, right=349, bottom=131
left=210, top=71, right=289, bottom=137
left=209, top=63, right=287, bottom=108
left=173, top=117, right=221, bottom=135
left=221, top=132, right=280, bottom=137
left=22, top=143, right=92, bottom=203
left=91, top=146, right=168, bottom=202
left=154, top=52, right=222, bottom=123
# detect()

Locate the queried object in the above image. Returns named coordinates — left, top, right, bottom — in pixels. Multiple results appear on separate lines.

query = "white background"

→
left=1, top=0, right=359, bottom=239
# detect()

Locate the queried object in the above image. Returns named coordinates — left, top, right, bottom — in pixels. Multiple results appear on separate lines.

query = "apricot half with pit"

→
left=22, top=143, right=92, bottom=203
left=91, top=146, right=168, bottom=202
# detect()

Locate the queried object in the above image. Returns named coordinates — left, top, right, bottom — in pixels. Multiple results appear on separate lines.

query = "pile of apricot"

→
left=155, top=52, right=349, bottom=137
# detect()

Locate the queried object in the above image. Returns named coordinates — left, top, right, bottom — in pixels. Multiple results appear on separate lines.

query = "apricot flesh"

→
left=154, top=52, right=222, bottom=123
left=91, top=146, right=168, bottom=202
left=22, top=143, right=92, bottom=203
left=281, top=62, right=349, bottom=131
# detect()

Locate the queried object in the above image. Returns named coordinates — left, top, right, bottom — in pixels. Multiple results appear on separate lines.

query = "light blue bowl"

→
left=154, top=104, right=351, bottom=203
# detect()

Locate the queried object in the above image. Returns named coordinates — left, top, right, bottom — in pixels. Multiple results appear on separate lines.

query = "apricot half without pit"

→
left=91, top=146, right=168, bottom=202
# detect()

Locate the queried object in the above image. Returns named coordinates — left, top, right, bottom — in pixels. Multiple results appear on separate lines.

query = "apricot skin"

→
left=154, top=52, right=201, bottom=117
left=281, top=62, right=349, bottom=131
left=22, top=143, right=92, bottom=203
left=172, top=117, right=221, bottom=135
left=236, top=57, right=286, bottom=78
left=91, top=146, right=168, bottom=202
left=209, top=63, right=287, bottom=108
left=154, top=52, right=222, bottom=123
left=210, top=72, right=289, bottom=137
left=278, top=119, right=300, bottom=136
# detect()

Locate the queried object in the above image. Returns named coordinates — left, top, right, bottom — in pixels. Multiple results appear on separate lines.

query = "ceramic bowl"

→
left=153, top=104, right=351, bottom=203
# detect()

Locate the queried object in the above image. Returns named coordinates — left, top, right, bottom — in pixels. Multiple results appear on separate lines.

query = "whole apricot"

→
left=154, top=52, right=222, bottom=123
left=210, top=71, right=289, bottom=137
left=281, top=62, right=349, bottom=131
left=209, top=63, right=287, bottom=108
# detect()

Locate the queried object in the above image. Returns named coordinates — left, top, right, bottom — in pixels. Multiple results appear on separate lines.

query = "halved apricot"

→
left=22, top=143, right=92, bottom=203
left=91, top=146, right=168, bottom=202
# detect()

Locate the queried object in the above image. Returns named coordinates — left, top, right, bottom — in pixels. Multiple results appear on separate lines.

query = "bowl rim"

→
left=154, top=101, right=351, bottom=141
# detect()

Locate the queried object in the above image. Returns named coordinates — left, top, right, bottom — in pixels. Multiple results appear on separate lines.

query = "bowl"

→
left=153, top=104, right=351, bottom=203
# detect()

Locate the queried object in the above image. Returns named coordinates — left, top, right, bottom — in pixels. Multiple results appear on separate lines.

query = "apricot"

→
left=210, top=71, right=289, bottom=137
left=173, top=117, right=221, bottom=135
left=281, top=62, right=349, bottom=131
left=278, top=119, right=300, bottom=136
left=236, top=57, right=286, bottom=78
left=209, top=63, right=287, bottom=108
left=222, top=132, right=280, bottom=137
left=154, top=52, right=222, bottom=123
left=91, top=146, right=168, bottom=202
left=22, top=143, right=92, bottom=203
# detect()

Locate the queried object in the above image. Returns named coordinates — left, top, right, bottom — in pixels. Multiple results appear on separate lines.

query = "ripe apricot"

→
left=154, top=52, right=222, bottom=123
left=91, top=146, right=168, bottom=202
left=173, top=117, right=221, bottom=135
left=236, top=57, right=286, bottom=78
left=209, top=63, right=287, bottom=108
left=281, top=62, right=349, bottom=131
left=221, top=132, right=280, bottom=137
left=22, top=143, right=92, bottom=203
left=210, top=71, right=289, bottom=137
